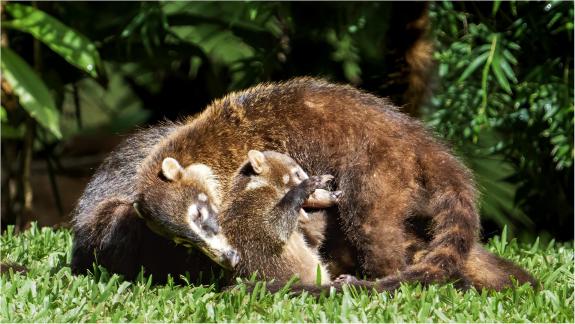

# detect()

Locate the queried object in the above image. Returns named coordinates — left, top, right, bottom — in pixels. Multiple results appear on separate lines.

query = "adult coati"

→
left=71, top=78, right=536, bottom=290
left=70, top=123, right=239, bottom=282
left=219, top=150, right=338, bottom=285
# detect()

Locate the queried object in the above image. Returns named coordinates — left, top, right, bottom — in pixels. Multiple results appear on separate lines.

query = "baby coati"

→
left=71, top=78, right=536, bottom=291
left=220, top=150, right=339, bottom=285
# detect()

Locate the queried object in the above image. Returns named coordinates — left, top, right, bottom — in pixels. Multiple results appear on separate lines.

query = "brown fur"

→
left=72, top=78, right=535, bottom=290
left=297, top=211, right=328, bottom=252
left=152, top=77, right=534, bottom=290
left=70, top=123, right=235, bottom=282
left=220, top=150, right=334, bottom=285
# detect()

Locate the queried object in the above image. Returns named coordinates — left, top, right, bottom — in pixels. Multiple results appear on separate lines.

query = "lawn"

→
left=1, top=224, right=573, bottom=322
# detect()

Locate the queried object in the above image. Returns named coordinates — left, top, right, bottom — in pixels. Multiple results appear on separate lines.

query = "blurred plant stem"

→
left=18, top=117, right=35, bottom=230
left=1, top=2, right=41, bottom=231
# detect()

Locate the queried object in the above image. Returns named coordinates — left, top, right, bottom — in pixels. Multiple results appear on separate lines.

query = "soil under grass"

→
left=1, top=224, right=573, bottom=322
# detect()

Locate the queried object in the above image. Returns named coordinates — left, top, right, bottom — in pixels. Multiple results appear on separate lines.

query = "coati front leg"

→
left=270, top=175, right=334, bottom=242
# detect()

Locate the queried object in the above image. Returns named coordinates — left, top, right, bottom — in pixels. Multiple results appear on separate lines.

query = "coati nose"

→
left=332, top=190, right=343, bottom=200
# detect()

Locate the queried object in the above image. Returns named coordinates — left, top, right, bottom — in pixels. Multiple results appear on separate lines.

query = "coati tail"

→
left=462, top=244, right=538, bottom=290
left=401, top=186, right=480, bottom=285
left=371, top=156, right=482, bottom=288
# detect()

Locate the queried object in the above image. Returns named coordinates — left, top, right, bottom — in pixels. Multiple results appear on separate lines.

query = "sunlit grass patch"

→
left=1, top=224, right=573, bottom=322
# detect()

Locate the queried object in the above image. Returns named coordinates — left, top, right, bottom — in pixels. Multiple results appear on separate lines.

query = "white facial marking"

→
left=188, top=204, right=199, bottom=222
left=246, top=178, right=266, bottom=190
left=198, top=193, right=208, bottom=202
left=282, top=174, right=290, bottom=184
left=299, top=168, right=309, bottom=180
left=200, top=207, right=210, bottom=222
left=187, top=215, right=237, bottom=268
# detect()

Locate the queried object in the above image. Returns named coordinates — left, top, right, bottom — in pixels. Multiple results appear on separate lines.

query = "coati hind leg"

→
left=332, top=146, right=537, bottom=292
left=333, top=242, right=538, bottom=292
left=334, top=145, right=482, bottom=288
left=350, top=182, right=480, bottom=290
left=356, top=193, right=415, bottom=278
left=337, top=167, right=415, bottom=278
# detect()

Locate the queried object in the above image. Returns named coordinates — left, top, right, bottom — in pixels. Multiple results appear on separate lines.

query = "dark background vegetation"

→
left=1, top=1, right=573, bottom=242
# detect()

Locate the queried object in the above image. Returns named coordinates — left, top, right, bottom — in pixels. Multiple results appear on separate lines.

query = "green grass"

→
left=1, top=224, right=573, bottom=322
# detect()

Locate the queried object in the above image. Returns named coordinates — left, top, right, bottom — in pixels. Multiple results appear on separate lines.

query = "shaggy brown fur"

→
left=72, top=78, right=536, bottom=290
left=220, top=150, right=337, bottom=285
left=70, top=124, right=235, bottom=282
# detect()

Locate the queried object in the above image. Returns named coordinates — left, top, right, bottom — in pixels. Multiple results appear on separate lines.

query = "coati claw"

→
left=333, top=274, right=362, bottom=285
left=305, top=174, right=334, bottom=192
left=302, top=188, right=342, bottom=209
left=298, top=208, right=310, bottom=220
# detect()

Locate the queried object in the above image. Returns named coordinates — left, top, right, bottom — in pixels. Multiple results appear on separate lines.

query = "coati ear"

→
left=247, top=150, right=266, bottom=174
left=162, top=157, right=184, bottom=181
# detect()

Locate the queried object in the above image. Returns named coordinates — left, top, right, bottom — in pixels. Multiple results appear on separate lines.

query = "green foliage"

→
left=1, top=3, right=103, bottom=139
left=2, top=224, right=573, bottom=322
left=427, top=1, right=574, bottom=240
left=0, top=47, right=61, bottom=138
left=4, top=3, right=102, bottom=78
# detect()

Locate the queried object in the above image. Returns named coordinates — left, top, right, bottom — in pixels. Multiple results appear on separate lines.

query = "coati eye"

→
left=294, top=169, right=308, bottom=181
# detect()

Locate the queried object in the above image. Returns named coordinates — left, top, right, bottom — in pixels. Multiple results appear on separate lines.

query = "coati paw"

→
left=307, top=174, right=334, bottom=190
left=318, top=174, right=335, bottom=187
left=303, top=189, right=342, bottom=208
left=333, top=274, right=362, bottom=285
left=300, top=175, right=339, bottom=208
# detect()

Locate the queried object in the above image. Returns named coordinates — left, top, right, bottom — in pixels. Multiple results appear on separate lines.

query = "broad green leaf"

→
left=0, top=47, right=61, bottom=138
left=4, top=3, right=100, bottom=78
left=458, top=51, right=489, bottom=82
